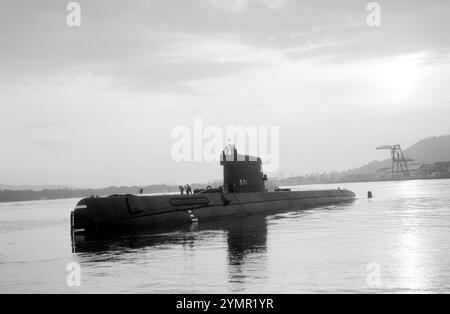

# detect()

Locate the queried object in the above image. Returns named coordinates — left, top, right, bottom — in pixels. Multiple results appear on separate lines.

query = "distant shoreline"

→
left=0, top=185, right=179, bottom=203
left=275, top=174, right=450, bottom=188
left=1, top=176, right=450, bottom=203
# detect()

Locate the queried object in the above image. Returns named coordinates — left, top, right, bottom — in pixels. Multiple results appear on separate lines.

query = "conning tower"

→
left=220, top=145, right=267, bottom=193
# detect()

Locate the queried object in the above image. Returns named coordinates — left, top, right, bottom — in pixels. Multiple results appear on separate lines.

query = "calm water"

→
left=1, top=179, right=450, bottom=293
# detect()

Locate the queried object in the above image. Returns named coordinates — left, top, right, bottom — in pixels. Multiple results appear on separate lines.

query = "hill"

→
left=346, top=135, right=450, bottom=175
left=405, top=135, right=450, bottom=163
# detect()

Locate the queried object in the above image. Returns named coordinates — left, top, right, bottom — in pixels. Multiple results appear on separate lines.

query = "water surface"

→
left=1, top=179, right=450, bottom=293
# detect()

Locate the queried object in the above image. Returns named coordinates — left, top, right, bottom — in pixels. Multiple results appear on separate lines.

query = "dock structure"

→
left=376, top=145, right=414, bottom=179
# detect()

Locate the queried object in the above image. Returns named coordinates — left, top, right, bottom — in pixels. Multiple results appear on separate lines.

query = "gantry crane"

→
left=376, top=145, right=414, bottom=179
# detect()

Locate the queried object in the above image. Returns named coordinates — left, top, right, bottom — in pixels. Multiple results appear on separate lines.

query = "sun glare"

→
left=372, top=55, right=422, bottom=101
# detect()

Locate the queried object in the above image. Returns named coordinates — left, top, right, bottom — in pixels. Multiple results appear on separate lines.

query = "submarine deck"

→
left=72, top=189, right=356, bottom=236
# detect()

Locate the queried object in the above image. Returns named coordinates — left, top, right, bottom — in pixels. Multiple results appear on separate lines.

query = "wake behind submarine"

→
left=71, top=146, right=356, bottom=238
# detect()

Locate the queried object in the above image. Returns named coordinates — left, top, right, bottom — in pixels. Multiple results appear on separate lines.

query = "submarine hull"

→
left=71, top=189, right=356, bottom=237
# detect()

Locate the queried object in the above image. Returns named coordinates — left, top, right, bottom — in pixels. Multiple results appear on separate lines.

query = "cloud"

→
left=1, top=1, right=450, bottom=186
left=110, top=59, right=257, bottom=93
left=0, top=0, right=448, bottom=97
left=1, top=0, right=449, bottom=94
left=211, top=0, right=288, bottom=12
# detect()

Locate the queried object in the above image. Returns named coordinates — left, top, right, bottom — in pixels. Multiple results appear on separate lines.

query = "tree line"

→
left=0, top=185, right=179, bottom=203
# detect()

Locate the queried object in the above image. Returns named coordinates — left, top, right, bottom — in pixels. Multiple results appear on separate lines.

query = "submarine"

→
left=71, top=146, right=356, bottom=238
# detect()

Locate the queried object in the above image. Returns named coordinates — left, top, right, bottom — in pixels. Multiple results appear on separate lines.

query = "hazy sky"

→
left=1, top=0, right=449, bottom=187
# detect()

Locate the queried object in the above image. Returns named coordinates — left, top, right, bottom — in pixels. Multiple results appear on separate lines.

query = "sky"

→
left=0, top=0, right=449, bottom=188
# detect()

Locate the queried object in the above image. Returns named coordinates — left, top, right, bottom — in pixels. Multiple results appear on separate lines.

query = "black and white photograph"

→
left=1, top=0, right=450, bottom=298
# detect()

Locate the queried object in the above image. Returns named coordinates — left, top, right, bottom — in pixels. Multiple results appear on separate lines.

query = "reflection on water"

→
left=226, top=216, right=268, bottom=290
left=72, top=214, right=270, bottom=291
left=1, top=179, right=450, bottom=293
